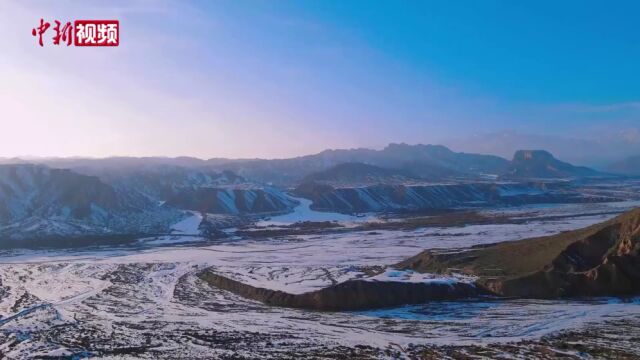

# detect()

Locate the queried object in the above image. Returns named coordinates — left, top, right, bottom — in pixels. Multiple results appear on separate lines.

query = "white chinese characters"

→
left=76, top=23, right=97, bottom=44
left=74, top=21, right=119, bottom=46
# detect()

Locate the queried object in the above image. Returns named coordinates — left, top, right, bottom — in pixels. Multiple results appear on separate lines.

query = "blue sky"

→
left=1, top=0, right=639, bottom=161
left=233, top=0, right=638, bottom=103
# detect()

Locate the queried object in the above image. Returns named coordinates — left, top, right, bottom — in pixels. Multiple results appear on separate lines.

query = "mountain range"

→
left=295, top=147, right=609, bottom=188
left=447, top=130, right=640, bottom=168
left=0, top=143, right=627, bottom=244
left=3, top=143, right=621, bottom=187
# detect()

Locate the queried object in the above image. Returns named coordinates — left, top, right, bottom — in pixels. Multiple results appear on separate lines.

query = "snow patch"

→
left=257, top=196, right=364, bottom=226
left=170, top=212, right=202, bottom=235
left=366, top=269, right=476, bottom=285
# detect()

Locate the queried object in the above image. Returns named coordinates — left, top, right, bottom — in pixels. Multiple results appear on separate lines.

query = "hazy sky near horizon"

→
left=1, top=0, right=640, bottom=159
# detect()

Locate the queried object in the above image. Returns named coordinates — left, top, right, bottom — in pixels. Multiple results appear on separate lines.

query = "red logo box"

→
left=74, top=20, right=119, bottom=46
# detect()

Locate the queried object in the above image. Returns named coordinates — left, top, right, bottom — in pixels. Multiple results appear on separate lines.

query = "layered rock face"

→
left=199, top=270, right=480, bottom=311
left=0, top=164, right=297, bottom=243
left=492, top=210, right=640, bottom=297
left=295, top=181, right=614, bottom=214
left=0, top=164, right=182, bottom=242
left=83, top=165, right=297, bottom=215
left=0, top=164, right=120, bottom=222
left=399, top=209, right=640, bottom=298
left=165, top=187, right=297, bottom=215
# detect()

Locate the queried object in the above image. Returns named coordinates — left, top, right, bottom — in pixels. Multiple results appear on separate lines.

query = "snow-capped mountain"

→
left=0, top=164, right=182, bottom=242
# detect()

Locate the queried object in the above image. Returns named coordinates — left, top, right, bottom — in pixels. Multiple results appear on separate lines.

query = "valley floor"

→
left=0, top=201, right=639, bottom=358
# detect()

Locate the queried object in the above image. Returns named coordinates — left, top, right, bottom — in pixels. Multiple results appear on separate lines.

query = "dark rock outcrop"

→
left=502, top=150, right=600, bottom=179
left=198, top=271, right=481, bottom=311
left=398, top=208, right=640, bottom=298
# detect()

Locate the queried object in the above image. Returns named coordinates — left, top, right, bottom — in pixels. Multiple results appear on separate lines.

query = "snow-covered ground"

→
left=365, top=269, right=477, bottom=285
left=0, top=201, right=638, bottom=357
left=256, top=195, right=370, bottom=226
left=169, top=212, right=203, bottom=235
left=356, top=297, right=640, bottom=344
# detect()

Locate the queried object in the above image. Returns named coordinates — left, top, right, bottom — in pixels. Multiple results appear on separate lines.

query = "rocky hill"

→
left=502, top=150, right=600, bottom=179
left=94, top=166, right=297, bottom=215
left=398, top=208, right=640, bottom=298
left=165, top=187, right=297, bottom=215
left=0, top=164, right=297, bottom=244
left=294, top=181, right=615, bottom=213
left=0, top=164, right=182, bottom=243
left=198, top=270, right=480, bottom=311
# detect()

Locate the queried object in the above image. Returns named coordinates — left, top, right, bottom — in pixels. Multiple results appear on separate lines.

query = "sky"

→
left=1, top=0, right=639, bottom=162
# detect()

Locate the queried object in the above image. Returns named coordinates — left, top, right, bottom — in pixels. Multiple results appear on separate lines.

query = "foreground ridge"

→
left=399, top=208, right=640, bottom=298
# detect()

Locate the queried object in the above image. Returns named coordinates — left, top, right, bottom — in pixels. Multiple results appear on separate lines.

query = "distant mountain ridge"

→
left=301, top=162, right=422, bottom=186
left=447, top=130, right=640, bottom=169
left=298, top=148, right=603, bottom=188
left=202, top=143, right=510, bottom=185
left=608, top=155, right=640, bottom=176
left=2, top=142, right=624, bottom=181
left=4, top=144, right=609, bottom=188
left=502, top=150, right=601, bottom=179
left=6, top=143, right=510, bottom=186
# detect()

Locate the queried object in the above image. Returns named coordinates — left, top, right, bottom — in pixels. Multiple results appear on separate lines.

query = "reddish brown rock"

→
left=199, top=271, right=481, bottom=311
left=399, top=208, right=640, bottom=298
